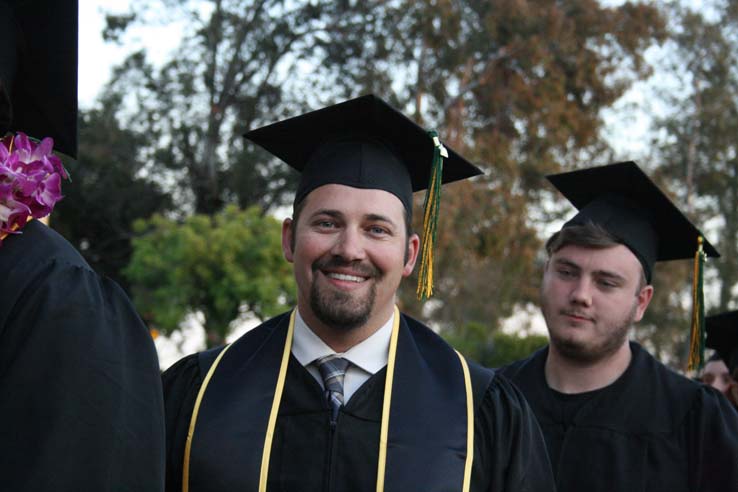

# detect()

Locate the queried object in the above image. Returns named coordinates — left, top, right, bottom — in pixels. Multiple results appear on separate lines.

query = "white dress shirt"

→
left=291, top=309, right=393, bottom=402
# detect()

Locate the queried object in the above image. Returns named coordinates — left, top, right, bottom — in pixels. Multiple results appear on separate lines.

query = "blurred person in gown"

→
left=0, top=1, right=165, bottom=490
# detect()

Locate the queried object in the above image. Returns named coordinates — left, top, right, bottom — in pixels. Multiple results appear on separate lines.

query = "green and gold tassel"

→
left=416, top=131, right=447, bottom=300
left=688, top=236, right=706, bottom=372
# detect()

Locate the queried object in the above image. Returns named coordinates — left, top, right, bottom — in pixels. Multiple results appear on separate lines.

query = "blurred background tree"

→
left=98, top=0, right=348, bottom=216
left=635, top=0, right=738, bottom=368
left=124, top=205, right=295, bottom=347
left=56, top=0, right=738, bottom=369
left=444, top=321, right=549, bottom=367
left=53, top=94, right=171, bottom=292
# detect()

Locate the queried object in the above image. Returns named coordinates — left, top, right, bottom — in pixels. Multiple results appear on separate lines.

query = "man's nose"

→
left=330, top=227, right=367, bottom=262
left=569, top=277, right=593, bottom=307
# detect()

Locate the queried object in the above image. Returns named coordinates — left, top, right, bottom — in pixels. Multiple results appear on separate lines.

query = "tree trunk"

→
left=719, top=162, right=738, bottom=310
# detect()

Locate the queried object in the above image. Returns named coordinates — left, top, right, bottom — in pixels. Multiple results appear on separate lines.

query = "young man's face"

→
left=282, top=183, right=419, bottom=334
left=701, top=359, right=734, bottom=395
left=540, top=243, right=653, bottom=363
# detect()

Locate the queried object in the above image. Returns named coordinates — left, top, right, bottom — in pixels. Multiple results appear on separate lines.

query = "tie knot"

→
left=315, top=355, right=350, bottom=383
left=315, top=355, right=350, bottom=423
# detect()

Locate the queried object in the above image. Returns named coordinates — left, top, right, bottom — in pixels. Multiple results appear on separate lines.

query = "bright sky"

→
left=78, top=1, right=182, bottom=109
left=79, top=2, right=127, bottom=108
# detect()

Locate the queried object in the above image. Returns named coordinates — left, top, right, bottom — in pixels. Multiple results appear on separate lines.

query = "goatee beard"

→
left=309, top=257, right=380, bottom=331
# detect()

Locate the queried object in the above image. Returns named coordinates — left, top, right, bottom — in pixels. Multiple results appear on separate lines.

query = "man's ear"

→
left=633, top=284, right=654, bottom=322
left=402, top=233, right=420, bottom=277
left=282, top=218, right=295, bottom=263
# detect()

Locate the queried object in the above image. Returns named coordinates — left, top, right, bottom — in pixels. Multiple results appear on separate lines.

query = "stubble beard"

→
left=309, top=257, right=380, bottom=332
left=542, top=296, right=636, bottom=364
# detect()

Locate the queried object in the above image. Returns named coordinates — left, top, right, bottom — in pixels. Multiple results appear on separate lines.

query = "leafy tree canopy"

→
left=125, top=205, right=295, bottom=347
left=53, top=101, right=171, bottom=292
left=444, top=320, right=549, bottom=368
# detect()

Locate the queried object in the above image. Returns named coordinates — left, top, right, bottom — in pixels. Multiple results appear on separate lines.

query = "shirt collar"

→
left=291, top=308, right=393, bottom=375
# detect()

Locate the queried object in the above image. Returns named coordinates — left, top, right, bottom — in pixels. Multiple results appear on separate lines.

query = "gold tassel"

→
left=416, top=131, right=447, bottom=300
left=688, top=236, right=706, bottom=372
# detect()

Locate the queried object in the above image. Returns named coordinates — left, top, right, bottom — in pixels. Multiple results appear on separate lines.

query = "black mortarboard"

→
left=243, top=94, right=482, bottom=213
left=0, top=0, right=78, bottom=158
left=547, top=161, right=719, bottom=283
left=244, top=94, right=483, bottom=299
left=706, top=311, right=738, bottom=374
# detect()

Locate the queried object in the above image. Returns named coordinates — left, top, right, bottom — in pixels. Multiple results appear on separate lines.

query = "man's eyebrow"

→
left=307, top=210, right=398, bottom=229
left=594, top=270, right=627, bottom=283
left=308, top=209, right=343, bottom=220
left=552, top=258, right=581, bottom=270
left=365, top=213, right=397, bottom=227
left=554, top=258, right=627, bottom=282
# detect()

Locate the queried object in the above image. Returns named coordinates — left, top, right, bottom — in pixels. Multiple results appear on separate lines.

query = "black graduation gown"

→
left=163, top=313, right=555, bottom=492
left=0, top=220, right=166, bottom=491
left=501, top=342, right=738, bottom=492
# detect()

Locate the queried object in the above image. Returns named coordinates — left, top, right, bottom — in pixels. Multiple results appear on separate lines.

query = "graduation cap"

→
left=244, top=94, right=483, bottom=299
left=547, top=161, right=719, bottom=370
left=547, top=161, right=719, bottom=282
left=0, top=0, right=78, bottom=158
left=706, top=311, right=738, bottom=375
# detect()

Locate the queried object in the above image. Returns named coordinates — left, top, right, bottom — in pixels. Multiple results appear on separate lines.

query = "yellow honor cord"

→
left=376, top=306, right=401, bottom=492
left=455, top=350, right=474, bottom=492
left=182, top=342, right=235, bottom=492
left=258, top=310, right=296, bottom=491
left=183, top=307, right=474, bottom=491
left=688, top=236, right=706, bottom=372
left=181, top=311, right=295, bottom=492
left=416, top=132, right=446, bottom=300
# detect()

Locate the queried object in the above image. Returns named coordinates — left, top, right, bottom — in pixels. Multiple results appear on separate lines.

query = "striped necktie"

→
left=315, top=355, right=350, bottom=423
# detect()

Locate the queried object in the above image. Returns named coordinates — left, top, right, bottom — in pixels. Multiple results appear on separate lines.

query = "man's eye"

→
left=557, top=269, right=575, bottom=278
left=598, top=279, right=617, bottom=288
left=369, top=226, right=388, bottom=235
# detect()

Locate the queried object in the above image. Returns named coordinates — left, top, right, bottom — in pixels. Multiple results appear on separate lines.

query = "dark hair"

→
left=546, top=222, right=648, bottom=289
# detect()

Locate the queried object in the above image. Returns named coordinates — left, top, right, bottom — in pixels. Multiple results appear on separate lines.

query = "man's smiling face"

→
left=283, top=183, right=418, bottom=335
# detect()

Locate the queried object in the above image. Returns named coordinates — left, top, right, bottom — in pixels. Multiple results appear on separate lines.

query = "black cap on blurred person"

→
left=0, top=0, right=78, bottom=158
left=706, top=310, right=738, bottom=375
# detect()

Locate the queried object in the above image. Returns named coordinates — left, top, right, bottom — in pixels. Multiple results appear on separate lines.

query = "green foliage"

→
left=125, top=205, right=295, bottom=347
left=53, top=105, right=171, bottom=292
left=102, top=13, right=136, bottom=43
left=443, top=321, right=548, bottom=368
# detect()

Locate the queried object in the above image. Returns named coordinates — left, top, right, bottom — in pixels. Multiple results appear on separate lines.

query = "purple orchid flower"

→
left=0, top=132, right=70, bottom=243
